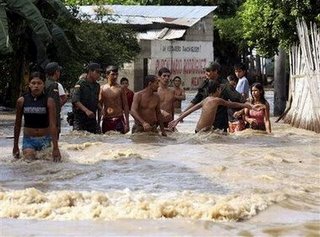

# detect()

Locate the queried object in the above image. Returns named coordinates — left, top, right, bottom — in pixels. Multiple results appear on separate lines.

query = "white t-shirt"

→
left=235, top=77, right=249, bottom=96
left=57, top=82, right=66, bottom=96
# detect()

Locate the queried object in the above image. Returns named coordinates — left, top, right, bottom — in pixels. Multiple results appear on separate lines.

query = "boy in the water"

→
left=169, top=81, right=254, bottom=133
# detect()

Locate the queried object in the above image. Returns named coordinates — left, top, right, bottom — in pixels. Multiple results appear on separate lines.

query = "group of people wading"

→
left=13, top=61, right=271, bottom=161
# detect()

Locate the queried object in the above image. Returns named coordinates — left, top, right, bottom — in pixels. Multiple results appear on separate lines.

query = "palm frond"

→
left=49, top=20, right=74, bottom=56
left=0, top=1, right=12, bottom=54
left=6, top=0, right=51, bottom=44
left=44, top=0, right=73, bottom=19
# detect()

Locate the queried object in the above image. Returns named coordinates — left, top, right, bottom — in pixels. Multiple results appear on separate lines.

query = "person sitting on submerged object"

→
left=13, top=72, right=61, bottom=161
left=169, top=81, right=258, bottom=133
left=244, top=83, right=272, bottom=133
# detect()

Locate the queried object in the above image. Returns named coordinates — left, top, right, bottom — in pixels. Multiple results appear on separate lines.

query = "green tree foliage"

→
left=0, top=0, right=75, bottom=106
left=240, top=0, right=320, bottom=57
left=0, top=0, right=140, bottom=107
left=54, top=19, right=140, bottom=89
left=75, top=22, right=139, bottom=66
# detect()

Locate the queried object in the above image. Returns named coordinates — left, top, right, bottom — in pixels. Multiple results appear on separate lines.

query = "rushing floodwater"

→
left=0, top=91, right=319, bottom=236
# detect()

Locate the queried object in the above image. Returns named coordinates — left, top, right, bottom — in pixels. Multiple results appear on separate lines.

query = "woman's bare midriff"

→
left=24, top=127, right=50, bottom=137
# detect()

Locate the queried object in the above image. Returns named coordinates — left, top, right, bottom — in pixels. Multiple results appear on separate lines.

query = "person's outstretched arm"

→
left=121, top=87, right=130, bottom=133
left=221, top=100, right=252, bottom=110
left=169, top=101, right=203, bottom=130
left=264, top=102, right=272, bottom=133
left=48, top=98, right=61, bottom=162
left=156, top=98, right=167, bottom=137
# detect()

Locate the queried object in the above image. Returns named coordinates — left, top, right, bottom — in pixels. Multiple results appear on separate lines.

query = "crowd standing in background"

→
left=12, top=61, right=272, bottom=161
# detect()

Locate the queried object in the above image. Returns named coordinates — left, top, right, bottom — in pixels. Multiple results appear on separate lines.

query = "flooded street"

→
left=0, top=91, right=319, bottom=236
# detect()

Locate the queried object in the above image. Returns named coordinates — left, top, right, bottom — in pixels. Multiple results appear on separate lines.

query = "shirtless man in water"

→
left=169, top=81, right=253, bottom=133
left=130, top=75, right=166, bottom=136
left=100, top=66, right=130, bottom=134
left=172, top=76, right=186, bottom=113
left=157, top=67, right=175, bottom=127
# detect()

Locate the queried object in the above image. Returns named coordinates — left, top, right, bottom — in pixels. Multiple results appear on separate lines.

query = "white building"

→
left=78, top=5, right=217, bottom=91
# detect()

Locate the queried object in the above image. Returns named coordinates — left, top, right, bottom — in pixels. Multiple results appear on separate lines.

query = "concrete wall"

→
left=184, top=14, right=214, bottom=42
left=120, top=40, right=151, bottom=91
left=149, top=40, right=213, bottom=89
left=122, top=15, right=214, bottom=91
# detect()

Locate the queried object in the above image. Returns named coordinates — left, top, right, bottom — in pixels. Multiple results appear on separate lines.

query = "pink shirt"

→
left=249, top=109, right=265, bottom=127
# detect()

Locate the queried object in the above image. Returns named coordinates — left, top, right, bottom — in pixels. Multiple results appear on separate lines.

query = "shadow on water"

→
left=0, top=156, right=229, bottom=195
left=129, top=129, right=319, bottom=148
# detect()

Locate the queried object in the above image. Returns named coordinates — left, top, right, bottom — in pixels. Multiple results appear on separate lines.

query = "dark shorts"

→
left=22, top=135, right=51, bottom=151
left=73, top=118, right=98, bottom=134
left=102, top=116, right=125, bottom=134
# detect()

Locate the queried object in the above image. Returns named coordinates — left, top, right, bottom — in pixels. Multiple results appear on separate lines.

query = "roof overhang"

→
left=76, top=5, right=217, bottom=40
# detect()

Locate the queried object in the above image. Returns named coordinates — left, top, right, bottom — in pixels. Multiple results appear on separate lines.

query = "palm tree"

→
left=0, top=0, right=74, bottom=106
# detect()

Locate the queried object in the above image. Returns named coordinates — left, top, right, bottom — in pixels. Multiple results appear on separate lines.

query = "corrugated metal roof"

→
left=78, top=5, right=216, bottom=40
left=78, top=5, right=217, bottom=27
left=137, top=28, right=186, bottom=40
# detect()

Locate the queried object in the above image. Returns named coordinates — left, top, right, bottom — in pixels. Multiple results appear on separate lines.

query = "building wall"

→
left=149, top=40, right=213, bottom=89
left=121, top=40, right=151, bottom=91
left=124, top=16, right=214, bottom=91
left=184, top=14, right=214, bottom=42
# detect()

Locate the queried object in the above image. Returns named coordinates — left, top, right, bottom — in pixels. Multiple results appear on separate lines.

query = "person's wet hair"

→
left=158, top=67, right=171, bottom=76
left=29, top=71, right=45, bottom=82
left=207, top=80, right=220, bottom=94
left=204, top=62, right=221, bottom=73
left=234, top=62, right=247, bottom=71
left=120, top=77, right=129, bottom=84
left=106, top=65, right=118, bottom=75
left=227, top=74, right=238, bottom=83
left=173, top=76, right=182, bottom=82
left=251, top=82, right=267, bottom=104
left=144, top=75, right=157, bottom=88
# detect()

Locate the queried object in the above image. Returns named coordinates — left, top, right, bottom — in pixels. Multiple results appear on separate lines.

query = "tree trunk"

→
left=255, top=54, right=262, bottom=83
left=273, top=48, right=287, bottom=116
left=10, top=51, right=25, bottom=107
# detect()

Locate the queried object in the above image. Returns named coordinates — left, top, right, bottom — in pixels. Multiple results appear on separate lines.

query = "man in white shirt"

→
left=57, top=82, right=67, bottom=106
left=234, top=63, right=250, bottom=100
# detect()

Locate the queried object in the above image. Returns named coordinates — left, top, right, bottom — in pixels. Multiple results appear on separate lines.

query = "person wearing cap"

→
left=182, top=61, right=244, bottom=132
left=13, top=72, right=61, bottom=162
left=71, top=63, right=102, bottom=134
left=130, top=75, right=166, bottom=136
left=45, top=62, right=62, bottom=136
left=99, top=65, right=130, bottom=134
